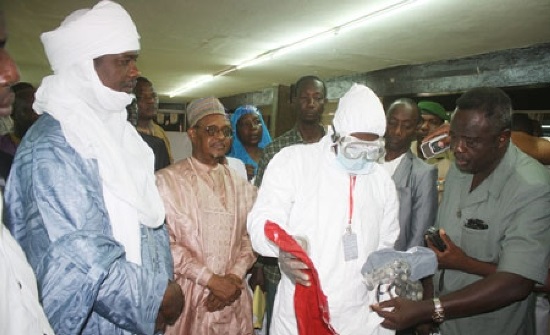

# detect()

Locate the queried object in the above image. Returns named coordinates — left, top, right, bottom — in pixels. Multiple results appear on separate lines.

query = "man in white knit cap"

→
left=4, top=1, right=183, bottom=334
left=248, top=83, right=400, bottom=335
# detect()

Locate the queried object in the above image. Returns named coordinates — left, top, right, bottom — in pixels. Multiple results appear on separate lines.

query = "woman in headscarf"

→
left=228, top=105, right=271, bottom=181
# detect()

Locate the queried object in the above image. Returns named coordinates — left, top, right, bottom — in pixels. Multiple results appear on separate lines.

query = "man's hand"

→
left=415, top=322, right=438, bottom=335
left=225, top=273, right=243, bottom=287
left=155, top=280, right=184, bottom=333
left=426, top=229, right=468, bottom=270
left=278, top=250, right=310, bottom=286
left=206, top=274, right=242, bottom=303
left=534, top=269, right=550, bottom=293
left=204, top=292, right=227, bottom=312
left=427, top=229, right=498, bottom=278
left=204, top=274, right=244, bottom=311
left=423, top=123, right=451, bottom=144
left=370, top=297, right=432, bottom=330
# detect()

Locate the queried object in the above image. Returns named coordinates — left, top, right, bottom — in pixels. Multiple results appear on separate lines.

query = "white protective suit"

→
left=247, top=84, right=400, bottom=335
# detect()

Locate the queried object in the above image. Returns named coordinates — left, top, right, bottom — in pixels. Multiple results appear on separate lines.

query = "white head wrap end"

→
left=333, top=83, right=386, bottom=137
left=41, top=0, right=140, bottom=73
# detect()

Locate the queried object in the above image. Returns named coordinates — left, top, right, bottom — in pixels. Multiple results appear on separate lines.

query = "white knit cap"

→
left=41, top=0, right=140, bottom=73
left=333, top=83, right=386, bottom=137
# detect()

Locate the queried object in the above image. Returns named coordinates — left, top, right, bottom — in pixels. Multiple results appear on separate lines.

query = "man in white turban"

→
left=247, top=83, right=400, bottom=335
left=4, top=1, right=183, bottom=334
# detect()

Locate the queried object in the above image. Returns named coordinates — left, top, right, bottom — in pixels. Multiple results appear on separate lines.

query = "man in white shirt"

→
left=380, top=98, right=437, bottom=251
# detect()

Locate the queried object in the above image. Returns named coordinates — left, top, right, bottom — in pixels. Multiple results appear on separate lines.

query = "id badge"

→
left=342, top=229, right=358, bottom=261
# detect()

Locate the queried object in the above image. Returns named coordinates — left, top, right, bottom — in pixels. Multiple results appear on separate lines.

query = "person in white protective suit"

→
left=247, top=83, right=400, bottom=335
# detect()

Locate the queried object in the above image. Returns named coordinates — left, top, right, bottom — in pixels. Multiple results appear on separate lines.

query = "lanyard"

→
left=348, top=175, right=357, bottom=230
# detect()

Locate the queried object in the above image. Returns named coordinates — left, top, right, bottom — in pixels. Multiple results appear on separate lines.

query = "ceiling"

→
left=4, top=0, right=550, bottom=103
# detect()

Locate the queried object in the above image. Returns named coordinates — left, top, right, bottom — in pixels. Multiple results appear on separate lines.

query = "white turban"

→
left=41, top=0, right=140, bottom=73
left=333, top=83, right=386, bottom=137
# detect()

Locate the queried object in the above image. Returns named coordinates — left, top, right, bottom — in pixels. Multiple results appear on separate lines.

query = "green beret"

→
left=418, top=101, right=448, bottom=121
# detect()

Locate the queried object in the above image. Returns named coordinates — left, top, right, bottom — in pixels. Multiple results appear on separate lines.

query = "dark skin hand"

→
left=155, top=280, right=184, bottom=333
left=225, top=273, right=244, bottom=287
left=397, top=128, right=547, bottom=330
left=204, top=273, right=244, bottom=312
left=374, top=226, right=538, bottom=330
left=204, top=292, right=227, bottom=312
left=415, top=323, right=437, bottom=335
left=372, top=272, right=534, bottom=330
left=371, top=297, right=434, bottom=330
left=413, top=277, right=438, bottom=335
left=426, top=229, right=496, bottom=276
left=422, top=124, right=451, bottom=147
left=534, top=270, right=550, bottom=293
left=428, top=229, right=548, bottom=295
left=206, top=273, right=243, bottom=304
left=427, top=230, right=550, bottom=291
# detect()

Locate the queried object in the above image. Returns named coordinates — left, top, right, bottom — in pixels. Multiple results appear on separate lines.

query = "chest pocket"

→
left=460, top=222, right=499, bottom=262
left=455, top=184, right=506, bottom=261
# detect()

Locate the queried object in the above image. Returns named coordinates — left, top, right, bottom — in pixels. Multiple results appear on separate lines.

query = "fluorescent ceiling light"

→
left=167, top=0, right=419, bottom=97
left=339, top=0, right=418, bottom=33
left=273, top=30, right=337, bottom=58
left=236, top=52, right=275, bottom=70
left=168, top=75, right=214, bottom=97
left=215, top=66, right=238, bottom=77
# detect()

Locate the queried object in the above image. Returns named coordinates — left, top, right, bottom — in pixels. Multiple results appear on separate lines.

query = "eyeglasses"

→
left=194, top=124, right=233, bottom=138
left=339, top=136, right=385, bottom=160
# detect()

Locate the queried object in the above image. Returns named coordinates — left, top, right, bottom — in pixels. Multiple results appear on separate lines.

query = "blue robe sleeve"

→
left=5, top=116, right=170, bottom=335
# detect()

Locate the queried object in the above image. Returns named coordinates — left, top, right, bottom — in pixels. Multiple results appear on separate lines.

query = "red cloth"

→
left=264, top=221, right=339, bottom=335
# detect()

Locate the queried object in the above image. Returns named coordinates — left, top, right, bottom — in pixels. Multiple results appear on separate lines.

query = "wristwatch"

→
left=432, top=297, right=445, bottom=323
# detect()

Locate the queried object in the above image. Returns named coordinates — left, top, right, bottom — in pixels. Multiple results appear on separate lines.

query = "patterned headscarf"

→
left=228, top=105, right=272, bottom=176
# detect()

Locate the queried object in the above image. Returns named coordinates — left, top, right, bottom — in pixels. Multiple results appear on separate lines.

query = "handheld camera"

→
left=420, top=134, right=449, bottom=159
left=425, top=226, right=447, bottom=252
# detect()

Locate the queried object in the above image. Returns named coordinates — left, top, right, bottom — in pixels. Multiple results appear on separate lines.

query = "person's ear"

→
left=188, top=127, right=197, bottom=141
left=498, top=129, right=511, bottom=148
